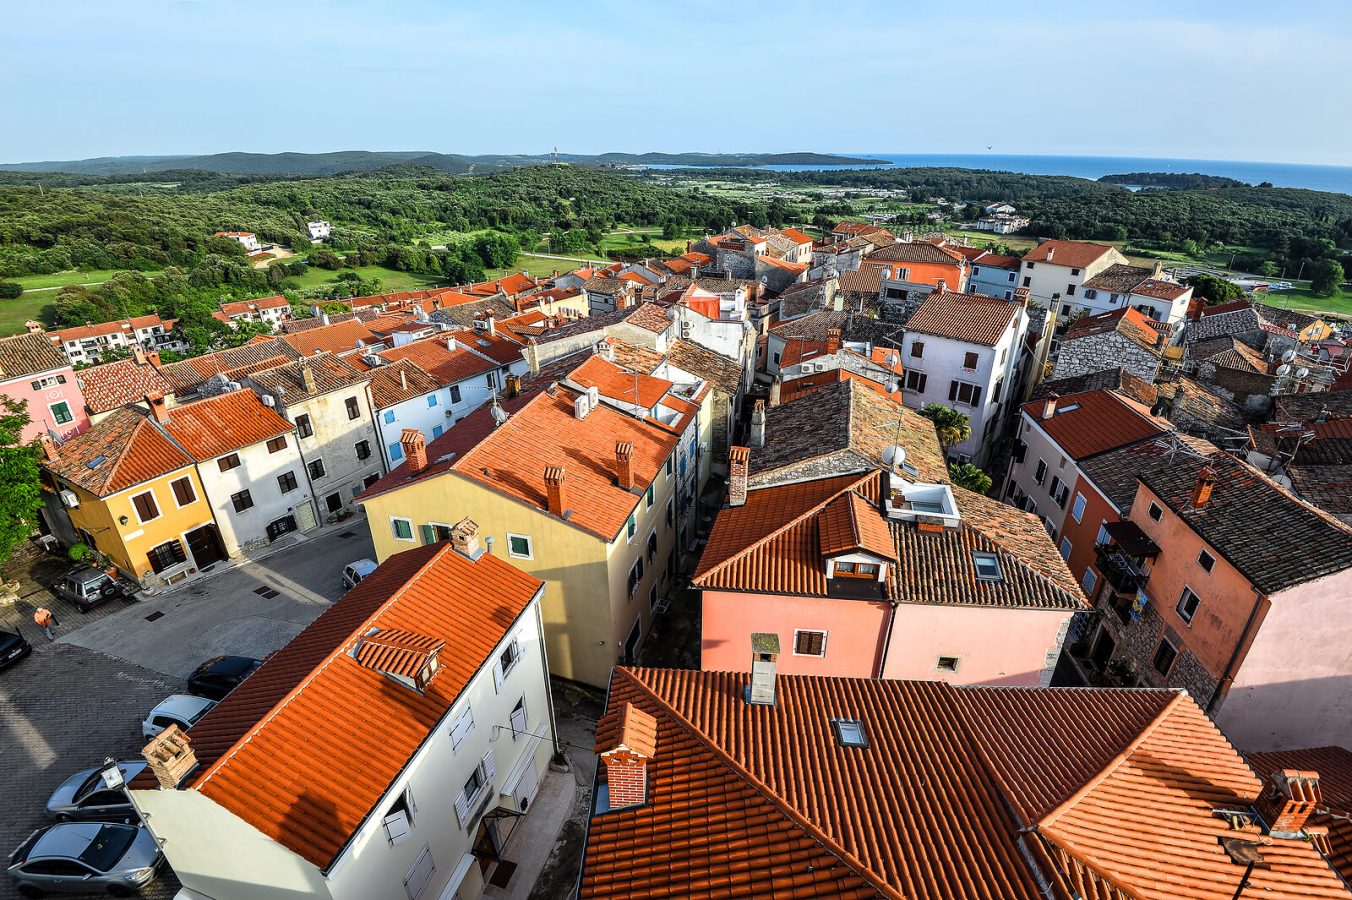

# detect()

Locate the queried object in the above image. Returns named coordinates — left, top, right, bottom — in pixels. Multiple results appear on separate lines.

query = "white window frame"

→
left=1176, top=586, right=1201, bottom=625
left=506, top=533, right=533, bottom=560
left=130, top=489, right=160, bottom=524
left=972, top=551, right=1003, bottom=582
left=935, top=655, right=961, bottom=673
left=391, top=517, right=415, bottom=542
left=492, top=633, right=525, bottom=692
left=1082, top=567, right=1098, bottom=595
left=792, top=629, right=828, bottom=658
left=1071, top=492, right=1087, bottom=524
left=448, top=704, right=475, bottom=751
left=454, top=751, right=496, bottom=827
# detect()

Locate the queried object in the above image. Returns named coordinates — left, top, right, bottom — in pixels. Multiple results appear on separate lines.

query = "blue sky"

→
left=6, top=0, right=1349, bottom=165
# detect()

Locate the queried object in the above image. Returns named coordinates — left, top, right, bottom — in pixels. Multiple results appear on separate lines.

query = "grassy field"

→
left=1257, top=287, right=1352, bottom=319
left=12, top=268, right=149, bottom=291
left=0, top=294, right=57, bottom=335
left=278, top=264, right=445, bottom=293
left=506, top=254, right=590, bottom=279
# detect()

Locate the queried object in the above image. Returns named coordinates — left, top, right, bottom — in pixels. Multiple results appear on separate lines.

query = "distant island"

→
left=1099, top=172, right=1248, bottom=190
left=0, top=150, right=887, bottom=177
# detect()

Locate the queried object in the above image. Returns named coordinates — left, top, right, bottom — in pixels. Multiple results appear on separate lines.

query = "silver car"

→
left=45, top=761, right=148, bottom=821
left=8, top=822, right=161, bottom=896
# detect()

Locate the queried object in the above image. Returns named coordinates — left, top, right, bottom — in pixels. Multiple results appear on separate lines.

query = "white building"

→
left=129, top=528, right=558, bottom=900
left=307, top=220, right=333, bottom=241
left=967, top=253, right=1022, bottom=301
left=899, top=289, right=1028, bottom=467
left=1081, top=263, right=1194, bottom=324
left=214, top=231, right=262, bottom=252
left=48, top=314, right=186, bottom=365
left=218, top=295, right=292, bottom=331
left=1019, top=240, right=1129, bottom=318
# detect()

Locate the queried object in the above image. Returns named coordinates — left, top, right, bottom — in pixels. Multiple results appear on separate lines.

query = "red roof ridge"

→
left=1038, top=691, right=1187, bottom=830
left=611, top=667, right=900, bottom=898
left=194, top=544, right=456, bottom=789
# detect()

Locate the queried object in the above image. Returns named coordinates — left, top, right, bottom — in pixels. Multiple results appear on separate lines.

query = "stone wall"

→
left=1052, top=333, right=1160, bottom=383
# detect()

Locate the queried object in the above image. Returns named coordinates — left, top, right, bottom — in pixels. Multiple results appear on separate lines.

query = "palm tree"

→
left=948, top=462, right=993, bottom=495
left=919, top=403, right=971, bottom=452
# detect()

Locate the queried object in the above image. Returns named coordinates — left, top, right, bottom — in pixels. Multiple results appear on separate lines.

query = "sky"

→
left=6, top=0, right=1351, bottom=166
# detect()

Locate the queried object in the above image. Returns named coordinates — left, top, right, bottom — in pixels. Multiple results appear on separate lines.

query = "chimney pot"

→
left=728, top=446, right=750, bottom=507
left=600, top=703, right=657, bottom=810
left=750, top=399, right=767, bottom=449
left=769, top=377, right=782, bottom=408
left=146, top=392, right=170, bottom=424
left=506, top=373, right=522, bottom=398
left=1041, top=392, right=1058, bottom=421
left=1256, top=769, right=1321, bottom=837
left=142, top=724, right=198, bottom=790
left=748, top=632, right=780, bottom=706
left=1191, top=464, right=1219, bottom=508
left=545, top=465, right=567, bottom=517
left=300, top=361, right=317, bottom=395
left=449, top=517, right=482, bottom=558
left=615, top=441, right=635, bottom=491
left=37, top=431, right=59, bottom=463
left=400, top=428, right=428, bottom=473
left=826, top=328, right=842, bottom=355
left=131, top=344, right=147, bottom=366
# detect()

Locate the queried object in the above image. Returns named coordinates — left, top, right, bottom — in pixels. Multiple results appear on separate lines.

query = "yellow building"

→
left=360, top=353, right=707, bottom=688
left=40, top=408, right=226, bottom=587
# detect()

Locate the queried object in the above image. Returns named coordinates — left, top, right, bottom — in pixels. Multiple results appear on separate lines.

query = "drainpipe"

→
left=1206, top=586, right=1270, bottom=715
left=875, top=599, right=898, bottom=680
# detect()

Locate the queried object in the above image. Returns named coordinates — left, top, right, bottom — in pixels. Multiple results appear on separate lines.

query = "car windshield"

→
left=77, top=825, right=136, bottom=871
left=187, top=702, right=213, bottom=725
left=73, top=770, right=106, bottom=803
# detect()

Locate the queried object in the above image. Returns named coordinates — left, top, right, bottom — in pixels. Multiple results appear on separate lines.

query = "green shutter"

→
left=420, top=524, right=436, bottom=545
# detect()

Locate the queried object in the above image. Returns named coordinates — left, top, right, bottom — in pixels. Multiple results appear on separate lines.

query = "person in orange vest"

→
left=34, top=606, right=59, bottom=641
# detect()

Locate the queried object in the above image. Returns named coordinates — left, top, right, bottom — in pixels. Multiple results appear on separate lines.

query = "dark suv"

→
left=50, top=568, right=135, bottom=613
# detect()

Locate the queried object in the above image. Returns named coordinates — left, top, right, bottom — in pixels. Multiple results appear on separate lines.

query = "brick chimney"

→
left=1191, top=464, right=1219, bottom=508
left=615, top=442, right=635, bottom=491
left=506, top=373, right=522, bottom=398
left=728, top=446, right=750, bottom=508
left=300, top=360, right=317, bottom=394
left=600, top=702, right=657, bottom=810
left=36, top=431, right=59, bottom=463
left=142, top=724, right=198, bottom=789
left=131, top=344, right=147, bottom=366
left=545, top=466, right=567, bottom=516
left=400, top=428, right=427, bottom=473
left=768, top=377, right=782, bottom=408
left=826, top=328, right=842, bottom=355
left=1041, top=392, right=1058, bottom=420
left=1256, top=769, right=1321, bottom=837
left=146, top=392, right=171, bottom=424
left=749, top=632, right=780, bottom=706
left=449, top=517, right=482, bottom=559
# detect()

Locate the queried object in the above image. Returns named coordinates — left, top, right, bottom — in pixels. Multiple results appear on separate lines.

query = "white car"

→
left=342, top=559, right=378, bottom=591
left=141, top=693, right=217, bottom=739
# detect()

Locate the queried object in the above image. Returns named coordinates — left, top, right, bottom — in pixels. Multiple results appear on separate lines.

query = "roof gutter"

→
left=1206, top=586, right=1270, bottom=715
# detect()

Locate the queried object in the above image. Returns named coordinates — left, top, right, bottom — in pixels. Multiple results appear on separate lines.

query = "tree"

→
left=918, top=403, right=971, bottom=451
left=1257, top=260, right=1280, bottom=278
left=0, top=397, right=43, bottom=568
left=0, top=281, right=22, bottom=299
left=947, top=462, right=993, bottom=495
left=1186, top=273, right=1244, bottom=305
left=1310, top=258, right=1345, bottom=297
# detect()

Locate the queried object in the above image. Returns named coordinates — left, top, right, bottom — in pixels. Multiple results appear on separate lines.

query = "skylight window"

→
left=85, top=455, right=109, bottom=469
left=972, top=551, right=1004, bottom=582
left=831, top=718, right=869, bottom=749
left=1056, top=403, right=1081, bottom=414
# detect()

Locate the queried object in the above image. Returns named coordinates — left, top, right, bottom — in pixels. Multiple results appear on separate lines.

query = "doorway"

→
left=184, top=525, right=226, bottom=569
left=622, top=618, right=642, bottom=664
left=325, top=492, right=343, bottom=513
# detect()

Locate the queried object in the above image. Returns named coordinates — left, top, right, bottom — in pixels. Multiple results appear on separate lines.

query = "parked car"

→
left=186, top=656, right=261, bottom=701
left=0, top=630, right=32, bottom=671
left=45, top=761, right=147, bottom=821
left=50, top=568, right=135, bottom=613
left=7, top=821, right=161, bottom=897
left=341, top=559, right=377, bottom=591
left=141, top=694, right=216, bottom=739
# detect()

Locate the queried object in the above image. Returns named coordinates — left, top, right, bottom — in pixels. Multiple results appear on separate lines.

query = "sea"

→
left=649, top=153, right=1352, bottom=195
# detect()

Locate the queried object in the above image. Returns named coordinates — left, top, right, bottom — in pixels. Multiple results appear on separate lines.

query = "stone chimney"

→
left=748, top=633, right=780, bottom=706
left=728, top=446, right=750, bottom=508
left=131, top=344, right=147, bottom=366
left=615, top=442, right=635, bottom=491
left=37, top=431, right=59, bottom=463
left=526, top=337, right=540, bottom=375
left=600, top=702, right=657, bottom=810
left=750, top=400, right=767, bottom=449
left=300, top=361, right=317, bottom=394
left=1191, top=464, right=1218, bottom=508
left=146, top=392, right=171, bottom=424
left=24, top=320, right=44, bottom=334
left=545, top=466, right=567, bottom=517
left=400, top=428, right=427, bottom=473
left=1041, top=392, right=1058, bottom=420
left=768, top=377, right=782, bottom=408
left=143, top=724, right=198, bottom=789
left=1046, top=246, right=1055, bottom=262
left=449, top=517, right=482, bottom=559
left=1256, top=769, right=1321, bottom=837
left=826, top=328, right=842, bottom=355
left=321, top=312, right=331, bottom=326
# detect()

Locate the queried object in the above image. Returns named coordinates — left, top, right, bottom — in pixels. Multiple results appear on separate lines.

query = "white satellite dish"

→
left=882, top=445, right=907, bottom=469
left=1296, top=367, right=1310, bottom=379
left=1276, top=364, right=1292, bottom=376
left=490, top=406, right=510, bottom=425
left=1282, top=349, right=1297, bottom=363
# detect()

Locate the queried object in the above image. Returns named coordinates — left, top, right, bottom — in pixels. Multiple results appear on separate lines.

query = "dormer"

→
left=353, top=628, right=446, bottom=693
left=818, top=493, right=893, bottom=590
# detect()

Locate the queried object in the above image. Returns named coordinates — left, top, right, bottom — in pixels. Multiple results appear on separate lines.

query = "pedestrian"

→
left=34, top=606, right=58, bottom=642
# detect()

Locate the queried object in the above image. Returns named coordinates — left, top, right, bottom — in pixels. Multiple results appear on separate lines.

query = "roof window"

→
left=972, top=551, right=1003, bottom=582
left=831, top=718, right=869, bottom=749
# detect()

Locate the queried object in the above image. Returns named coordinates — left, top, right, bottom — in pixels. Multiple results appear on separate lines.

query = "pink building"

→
left=695, top=457, right=1086, bottom=685
left=0, top=332, right=88, bottom=442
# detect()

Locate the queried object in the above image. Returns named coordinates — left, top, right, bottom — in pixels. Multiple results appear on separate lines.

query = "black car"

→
left=0, top=630, right=31, bottom=671
left=186, top=655, right=261, bottom=700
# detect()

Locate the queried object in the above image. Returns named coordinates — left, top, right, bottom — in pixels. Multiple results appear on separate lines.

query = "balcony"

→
left=1095, top=544, right=1149, bottom=597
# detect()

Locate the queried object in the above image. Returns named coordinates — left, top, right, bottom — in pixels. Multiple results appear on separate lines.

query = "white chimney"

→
left=748, top=633, right=780, bottom=706
left=447, top=337, right=457, bottom=353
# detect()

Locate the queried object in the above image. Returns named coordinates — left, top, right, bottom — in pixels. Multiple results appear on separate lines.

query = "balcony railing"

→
left=1094, top=544, right=1149, bottom=596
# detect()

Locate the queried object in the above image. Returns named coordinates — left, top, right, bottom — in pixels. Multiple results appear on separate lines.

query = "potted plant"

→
left=67, top=543, right=92, bottom=564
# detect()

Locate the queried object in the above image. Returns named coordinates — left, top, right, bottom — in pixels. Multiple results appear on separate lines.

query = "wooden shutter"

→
left=133, top=492, right=158, bottom=521
left=481, top=749, right=496, bottom=783
left=383, top=810, right=411, bottom=845
left=492, top=657, right=505, bottom=692
left=510, top=701, right=528, bottom=739
left=420, top=524, right=436, bottom=545
left=453, top=786, right=473, bottom=826
left=948, top=381, right=959, bottom=402
left=449, top=705, right=475, bottom=749
left=971, top=386, right=982, bottom=406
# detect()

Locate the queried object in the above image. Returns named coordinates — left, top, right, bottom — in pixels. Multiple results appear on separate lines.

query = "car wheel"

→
left=54, top=812, right=70, bottom=822
left=17, top=886, right=46, bottom=898
left=78, top=606, right=88, bottom=614
left=107, top=886, right=135, bottom=898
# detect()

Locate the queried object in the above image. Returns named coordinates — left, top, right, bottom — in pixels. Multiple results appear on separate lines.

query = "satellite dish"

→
left=490, top=406, right=509, bottom=425
left=1296, top=367, right=1310, bottom=379
left=1282, top=349, right=1296, bottom=363
left=882, top=445, right=907, bottom=469
left=1276, top=364, right=1291, bottom=376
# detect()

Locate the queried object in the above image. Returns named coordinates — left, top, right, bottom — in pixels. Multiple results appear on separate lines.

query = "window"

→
left=403, top=845, right=436, bottom=900
left=427, top=394, right=438, bottom=408
left=1071, top=492, right=1087, bottom=523
left=948, top=380, right=982, bottom=407
left=666, top=498, right=675, bottom=528
left=131, top=490, right=160, bottom=523
left=1008, top=271, right=1017, bottom=283
left=448, top=705, right=475, bottom=750
left=1197, top=550, right=1215, bottom=573
left=628, top=558, right=644, bottom=597
left=266, top=436, right=287, bottom=454
left=389, top=441, right=404, bottom=462
left=355, top=440, right=371, bottom=460
left=1034, top=459, right=1048, bottom=486
left=645, top=483, right=655, bottom=509
left=646, top=532, right=658, bottom=564
left=49, top=401, right=74, bottom=425
left=973, top=551, right=1003, bottom=581
left=648, top=584, right=658, bottom=610
left=935, top=656, right=960, bottom=673
left=383, top=789, right=417, bottom=846
left=308, top=458, right=326, bottom=480
left=1022, top=275, right=1032, bottom=287
left=509, top=697, right=529, bottom=739
left=1059, top=537, right=1072, bottom=560
left=450, top=385, right=462, bottom=404
left=626, top=513, right=637, bottom=542
left=383, top=410, right=396, bottom=424
left=1050, top=477, right=1069, bottom=509
left=830, top=718, right=869, bottom=748
left=1082, top=568, right=1098, bottom=595
left=493, top=636, right=524, bottom=690
left=345, top=397, right=361, bottom=420
left=391, top=517, right=414, bottom=541
left=1148, top=502, right=1163, bottom=521
left=962, top=351, right=979, bottom=370
left=665, top=456, right=673, bottom=479
left=277, top=471, right=298, bottom=493
left=1176, top=587, right=1201, bottom=624
left=1025, top=261, right=1035, bottom=269
left=431, top=424, right=443, bottom=439
left=1065, top=284, right=1076, bottom=296
left=904, top=370, right=928, bottom=393
left=772, top=351, right=781, bottom=366
left=833, top=561, right=879, bottom=578
left=910, top=341, right=925, bottom=359
left=171, top=477, right=196, bottom=507
left=455, top=752, right=496, bottom=826
left=1083, top=288, right=1098, bottom=300
left=507, top=533, right=532, bottom=559
left=231, top=489, right=254, bottom=512
left=218, top=453, right=241, bottom=472
left=1152, top=634, right=1179, bottom=675
left=794, top=630, right=827, bottom=657
left=147, top=539, right=187, bottom=574
left=30, top=374, right=67, bottom=390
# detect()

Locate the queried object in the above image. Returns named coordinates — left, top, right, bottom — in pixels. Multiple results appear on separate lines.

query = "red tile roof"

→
left=622, top=303, right=672, bottom=334
left=1063, top=306, right=1166, bottom=354
left=759, top=255, right=809, bottom=273
left=1248, top=746, right=1352, bottom=887
left=378, top=335, right=497, bottom=386
left=51, top=315, right=171, bottom=344
left=1022, top=239, right=1116, bottom=268
left=366, top=360, right=442, bottom=408
left=44, top=407, right=193, bottom=496
left=566, top=353, right=675, bottom=411
left=904, top=289, right=1019, bottom=346
left=161, top=390, right=295, bottom=460
left=0, top=331, right=71, bottom=379
left=219, top=295, right=289, bottom=316
left=77, top=358, right=173, bottom=414
left=163, top=542, right=543, bottom=870
left=779, top=227, right=814, bottom=245
left=281, top=319, right=378, bottom=356
left=970, top=252, right=1021, bottom=270
left=1021, top=388, right=1168, bottom=460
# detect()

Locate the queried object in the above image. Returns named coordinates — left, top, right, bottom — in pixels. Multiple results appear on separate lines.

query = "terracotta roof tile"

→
left=158, top=339, right=301, bottom=394
left=245, top=355, right=369, bottom=402
left=77, top=358, right=172, bottom=414
left=1022, top=388, right=1168, bottom=460
left=905, top=289, right=1019, bottom=346
left=865, top=241, right=965, bottom=265
left=1022, top=239, right=1116, bottom=268
left=1248, top=746, right=1352, bottom=886
left=281, top=319, right=378, bottom=356
left=160, top=390, right=295, bottom=460
left=1063, top=306, right=1166, bottom=354
left=0, top=331, right=68, bottom=379
left=624, top=303, right=673, bottom=334
left=366, top=359, right=443, bottom=408
left=378, top=335, right=496, bottom=386
left=44, top=408, right=193, bottom=496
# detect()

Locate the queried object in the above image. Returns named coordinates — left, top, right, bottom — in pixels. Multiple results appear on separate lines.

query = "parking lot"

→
left=0, top=525, right=375, bottom=899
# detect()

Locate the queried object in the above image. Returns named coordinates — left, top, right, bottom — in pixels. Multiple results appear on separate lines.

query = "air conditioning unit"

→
left=59, top=489, right=79, bottom=509
left=680, top=321, right=693, bottom=338
left=445, top=410, right=454, bottom=418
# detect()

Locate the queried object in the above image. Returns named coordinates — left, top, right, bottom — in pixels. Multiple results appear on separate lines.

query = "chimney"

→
left=936, top=278, right=948, bottom=293
left=506, top=373, right=522, bottom=398
left=146, top=392, right=171, bottom=424
left=484, top=312, right=497, bottom=337
left=826, top=328, right=842, bottom=355
left=142, top=725, right=198, bottom=790
left=1191, top=464, right=1218, bottom=508
left=447, top=336, right=458, bottom=353
left=728, top=446, right=750, bottom=507
left=1014, top=287, right=1031, bottom=308
left=400, top=428, right=427, bottom=473
left=768, top=377, right=782, bottom=408
left=615, top=441, right=635, bottom=491
left=399, top=368, right=408, bottom=392
left=750, top=399, right=767, bottom=449
left=1040, top=392, right=1058, bottom=420
left=526, top=337, right=540, bottom=375
left=748, top=633, right=780, bottom=706
left=600, top=703, right=657, bottom=810
left=300, top=361, right=317, bottom=395
left=24, top=320, right=43, bottom=334
left=1256, top=770, right=1321, bottom=837
left=37, top=431, right=59, bottom=463
left=545, top=466, right=567, bottom=516
left=449, top=517, right=482, bottom=559
left=321, top=312, right=331, bottom=326
left=146, top=350, right=161, bottom=367
left=131, top=344, right=147, bottom=365
left=1046, top=247, right=1055, bottom=262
